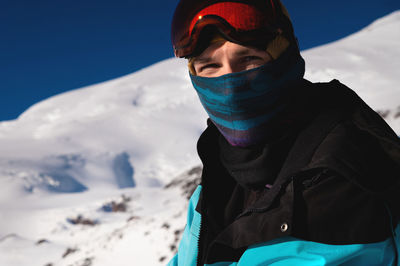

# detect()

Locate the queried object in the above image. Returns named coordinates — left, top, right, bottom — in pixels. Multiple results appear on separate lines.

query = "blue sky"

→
left=1, top=0, right=399, bottom=121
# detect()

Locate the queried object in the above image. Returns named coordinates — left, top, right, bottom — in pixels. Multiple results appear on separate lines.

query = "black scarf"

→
left=219, top=129, right=298, bottom=190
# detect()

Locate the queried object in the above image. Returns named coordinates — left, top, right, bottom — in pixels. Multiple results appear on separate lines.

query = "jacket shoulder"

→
left=308, top=80, right=400, bottom=193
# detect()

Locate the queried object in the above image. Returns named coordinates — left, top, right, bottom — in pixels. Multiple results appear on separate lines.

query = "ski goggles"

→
left=171, top=0, right=281, bottom=58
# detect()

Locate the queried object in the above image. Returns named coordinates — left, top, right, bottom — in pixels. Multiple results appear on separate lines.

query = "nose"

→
left=220, top=62, right=235, bottom=76
left=219, top=60, right=251, bottom=76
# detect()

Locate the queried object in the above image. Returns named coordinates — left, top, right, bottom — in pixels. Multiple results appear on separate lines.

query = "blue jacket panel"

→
left=169, top=186, right=202, bottom=266
left=168, top=185, right=399, bottom=266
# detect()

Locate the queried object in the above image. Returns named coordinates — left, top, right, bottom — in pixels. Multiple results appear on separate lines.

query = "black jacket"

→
left=195, top=79, right=400, bottom=265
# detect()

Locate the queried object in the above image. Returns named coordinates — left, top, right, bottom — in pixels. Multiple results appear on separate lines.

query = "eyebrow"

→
left=232, top=49, right=253, bottom=57
left=193, top=57, right=213, bottom=65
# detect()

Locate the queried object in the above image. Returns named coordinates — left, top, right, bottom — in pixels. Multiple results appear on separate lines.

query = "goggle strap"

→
left=270, top=0, right=277, bottom=19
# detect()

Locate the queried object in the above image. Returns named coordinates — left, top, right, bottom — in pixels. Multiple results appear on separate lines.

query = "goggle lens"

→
left=189, top=3, right=265, bottom=36
left=172, top=1, right=277, bottom=58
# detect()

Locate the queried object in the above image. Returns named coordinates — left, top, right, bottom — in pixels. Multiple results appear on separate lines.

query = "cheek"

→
left=244, top=62, right=264, bottom=71
left=197, top=69, right=223, bottom=78
left=207, top=71, right=225, bottom=78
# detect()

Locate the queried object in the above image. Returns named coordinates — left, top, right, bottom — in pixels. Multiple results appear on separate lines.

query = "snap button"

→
left=280, top=223, right=289, bottom=232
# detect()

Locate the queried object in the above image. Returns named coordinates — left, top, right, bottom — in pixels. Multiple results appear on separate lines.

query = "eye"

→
left=243, top=56, right=263, bottom=63
left=199, top=63, right=219, bottom=72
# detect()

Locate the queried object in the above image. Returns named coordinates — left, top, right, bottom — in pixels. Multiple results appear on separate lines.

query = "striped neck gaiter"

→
left=190, top=46, right=305, bottom=147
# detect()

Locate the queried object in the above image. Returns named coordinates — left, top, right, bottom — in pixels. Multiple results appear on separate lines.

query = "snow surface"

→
left=0, top=10, right=399, bottom=266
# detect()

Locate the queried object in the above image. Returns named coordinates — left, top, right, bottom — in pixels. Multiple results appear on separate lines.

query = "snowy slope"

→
left=0, top=10, right=399, bottom=266
left=303, top=10, right=400, bottom=133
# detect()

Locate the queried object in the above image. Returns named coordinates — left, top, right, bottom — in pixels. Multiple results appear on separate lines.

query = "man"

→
left=168, top=0, right=400, bottom=265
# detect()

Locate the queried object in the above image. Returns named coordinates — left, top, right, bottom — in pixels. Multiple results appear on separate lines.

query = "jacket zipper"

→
left=196, top=192, right=207, bottom=266
left=235, top=206, right=270, bottom=220
left=196, top=216, right=203, bottom=266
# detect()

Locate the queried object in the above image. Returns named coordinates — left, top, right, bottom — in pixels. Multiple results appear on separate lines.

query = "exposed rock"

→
left=67, top=215, right=98, bottom=226
left=165, top=166, right=202, bottom=199
left=62, top=247, right=78, bottom=258
left=36, top=239, right=49, bottom=245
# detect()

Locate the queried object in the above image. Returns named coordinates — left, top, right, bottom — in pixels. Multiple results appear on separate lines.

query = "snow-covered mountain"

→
left=0, top=10, right=399, bottom=266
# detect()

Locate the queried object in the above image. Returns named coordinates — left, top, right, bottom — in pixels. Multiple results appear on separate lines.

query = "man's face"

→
left=192, top=40, right=272, bottom=78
